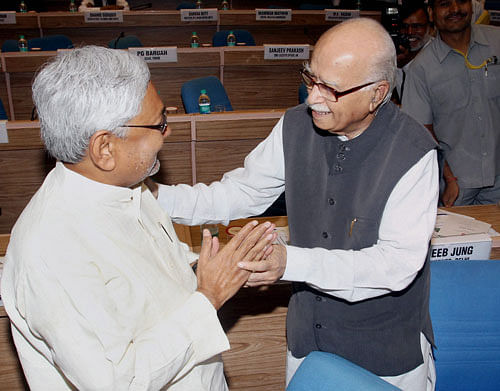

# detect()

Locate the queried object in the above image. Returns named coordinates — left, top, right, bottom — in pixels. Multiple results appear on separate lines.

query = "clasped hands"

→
left=196, top=220, right=287, bottom=310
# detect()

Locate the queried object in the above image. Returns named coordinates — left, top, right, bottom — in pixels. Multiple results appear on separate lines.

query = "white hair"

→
left=32, top=45, right=150, bottom=163
left=333, top=18, right=397, bottom=106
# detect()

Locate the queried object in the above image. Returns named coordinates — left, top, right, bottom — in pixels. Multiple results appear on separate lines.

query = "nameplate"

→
left=0, top=11, right=16, bottom=24
left=489, top=10, right=500, bottom=23
left=84, top=10, right=123, bottom=23
left=430, top=234, right=492, bottom=261
left=264, top=44, right=309, bottom=60
left=256, top=9, right=292, bottom=21
left=0, top=121, right=8, bottom=144
left=325, top=9, right=360, bottom=21
left=129, top=47, right=178, bottom=63
left=180, top=9, right=218, bottom=22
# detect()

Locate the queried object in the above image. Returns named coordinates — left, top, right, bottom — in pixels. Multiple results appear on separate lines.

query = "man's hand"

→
left=442, top=180, right=459, bottom=207
left=441, top=160, right=459, bottom=207
left=240, top=244, right=287, bottom=287
left=196, top=221, right=276, bottom=310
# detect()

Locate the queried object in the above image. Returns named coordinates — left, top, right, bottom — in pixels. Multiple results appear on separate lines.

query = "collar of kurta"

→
left=54, top=161, right=143, bottom=219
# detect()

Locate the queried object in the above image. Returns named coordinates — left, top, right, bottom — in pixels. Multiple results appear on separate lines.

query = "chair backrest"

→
left=181, top=76, right=233, bottom=114
left=298, top=83, right=308, bottom=104
left=212, top=30, right=256, bottom=47
left=0, top=98, right=7, bottom=120
left=108, top=34, right=143, bottom=49
left=176, top=1, right=196, bottom=9
left=430, top=260, right=500, bottom=391
left=286, top=351, right=399, bottom=391
left=28, top=35, right=73, bottom=51
left=299, top=3, right=328, bottom=9
left=1, top=39, right=21, bottom=52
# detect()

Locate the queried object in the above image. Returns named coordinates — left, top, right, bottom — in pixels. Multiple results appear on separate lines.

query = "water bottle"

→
left=226, top=31, right=236, bottom=47
left=19, top=1, right=27, bottom=12
left=190, top=32, right=199, bottom=48
left=18, top=35, right=28, bottom=52
left=198, top=89, right=211, bottom=114
left=69, top=0, right=77, bottom=12
left=221, top=0, right=229, bottom=10
left=196, top=0, right=202, bottom=9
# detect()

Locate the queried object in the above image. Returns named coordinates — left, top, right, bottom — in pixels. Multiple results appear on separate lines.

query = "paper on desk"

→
left=434, top=209, right=491, bottom=238
left=273, top=226, right=289, bottom=246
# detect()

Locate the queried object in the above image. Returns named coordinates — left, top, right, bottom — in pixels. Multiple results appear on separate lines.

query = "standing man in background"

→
left=157, top=18, right=439, bottom=390
left=394, top=0, right=433, bottom=101
left=402, top=0, right=500, bottom=206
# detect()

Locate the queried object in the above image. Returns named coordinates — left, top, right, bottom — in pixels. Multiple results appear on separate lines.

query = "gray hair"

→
left=32, top=45, right=150, bottom=163
left=334, top=18, right=397, bottom=106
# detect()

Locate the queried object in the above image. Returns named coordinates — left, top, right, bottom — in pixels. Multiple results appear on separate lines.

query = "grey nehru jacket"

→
left=282, top=102, right=437, bottom=376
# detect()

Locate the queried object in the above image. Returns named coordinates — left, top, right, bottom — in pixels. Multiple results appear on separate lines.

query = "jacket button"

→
left=315, top=323, right=322, bottom=329
left=337, top=152, right=345, bottom=160
left=316, top=296, right=322, bottom=302
left=328, top=198, right=335, bottom=205
left=322, top=232, right=328, bottom=238
left=334, top=164, right=343, bottom=172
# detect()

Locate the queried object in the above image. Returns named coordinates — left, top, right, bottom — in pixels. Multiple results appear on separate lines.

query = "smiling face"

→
left=114, top=82, right=171, bottom=187
left=402, top=8, right=430, bottom=52
left=430, top=0, right=472, bottom=35
left=306, top=22, right=390, bottom=139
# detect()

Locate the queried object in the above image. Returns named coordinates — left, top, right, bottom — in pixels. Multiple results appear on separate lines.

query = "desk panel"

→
left=195, top=139, right=263, bottom=184
left=1, top=48, right=302, bottom=119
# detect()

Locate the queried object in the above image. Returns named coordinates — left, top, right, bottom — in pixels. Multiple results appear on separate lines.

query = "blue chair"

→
left=299, top=3, right=328, bottom=9
left=181, top=76, right=233, bottom=114
left=299, top=83, right=308, bottom=104
left=0, top=99, right=7, bottom=120
left=212, top=30, right=256, bottom=47
left=108, top=34, right=143, bottom=49
left=28, top=35, right=73, bottom=51
left=430, top=260, right=500, bottom=391
left=287, top=260, right=500, bottom=391
left=1, top=39, right=19, bottom=52
left=2, top=35, right=73, bottom=52
left=176, top=2, right=196, bottom=9
left=287, top=351, right=399, bottom=390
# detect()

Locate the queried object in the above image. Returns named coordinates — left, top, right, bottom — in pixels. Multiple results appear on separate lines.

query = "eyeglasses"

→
left=401, top=23, right=428, bottom=31
left=300, top=68, right=377, bottom=102
left=123, top=109, right=168, bottom=135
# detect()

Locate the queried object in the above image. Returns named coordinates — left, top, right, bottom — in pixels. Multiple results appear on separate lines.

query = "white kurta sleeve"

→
left=282, top=149, right=439, bottom=302
left=158, top=117, right=286, bottom=226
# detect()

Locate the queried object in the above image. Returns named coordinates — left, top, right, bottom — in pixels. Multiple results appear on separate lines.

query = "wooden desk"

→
left=0, top=10, right=381, bottom=47
left=0, top=110, right=283, bottom=233
left=441, top=204, right=500, bottom=259
left=0, top=47, right=303, bottom=120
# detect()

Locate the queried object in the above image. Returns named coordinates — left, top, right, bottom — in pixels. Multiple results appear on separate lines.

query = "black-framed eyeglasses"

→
left=401, top=23, right=428, bottom=31
left=122, top=109, right=168, bottom=135
left=300, top=68, right=377, bottom=102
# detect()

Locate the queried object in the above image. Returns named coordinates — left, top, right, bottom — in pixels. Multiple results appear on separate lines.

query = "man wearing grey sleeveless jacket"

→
left=157, top=18, right=439, bottom=390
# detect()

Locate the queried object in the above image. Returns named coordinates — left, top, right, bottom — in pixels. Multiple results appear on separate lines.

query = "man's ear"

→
left=369, top=81, right=390, bottom=112
left=88, top=130, right=117, bottom=171
left=428, top=6, right=434, bottom=24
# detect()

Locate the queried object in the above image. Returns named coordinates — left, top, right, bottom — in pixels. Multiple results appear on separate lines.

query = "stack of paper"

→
left=431, top=209, right=493, bottom=261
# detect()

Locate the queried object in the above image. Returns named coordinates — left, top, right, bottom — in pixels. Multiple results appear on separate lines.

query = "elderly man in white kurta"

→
left=1, top=46, right=275, bottom=391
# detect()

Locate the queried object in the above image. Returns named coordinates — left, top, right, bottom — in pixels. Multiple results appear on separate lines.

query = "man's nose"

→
left=449, top=0, right=459, bottom=12
left=307, top=83, right=326, bottom=104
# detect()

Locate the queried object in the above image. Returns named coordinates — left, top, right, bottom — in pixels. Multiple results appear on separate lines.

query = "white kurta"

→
left=1, top=162, right=229, bottom=391
left=158, top=116, right=439, bottom=302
